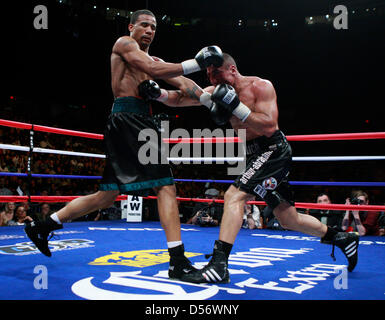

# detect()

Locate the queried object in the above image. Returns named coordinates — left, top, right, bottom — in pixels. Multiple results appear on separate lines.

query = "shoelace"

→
left=48, top=232, right=60, bottom=241
left=330, top=242, right=336, bottom=261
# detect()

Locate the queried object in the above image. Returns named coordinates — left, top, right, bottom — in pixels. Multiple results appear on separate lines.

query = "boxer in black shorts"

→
left=149, top=52, right=359, bottom=283
left=233, top=130, right=294, bottom=209
left=99, top=96, right=174, bottom=195
left=25, top=9, right=222, bottom=280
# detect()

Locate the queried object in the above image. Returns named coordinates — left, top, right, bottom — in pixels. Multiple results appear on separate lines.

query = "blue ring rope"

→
left=0, top=172, right=384, bottom=186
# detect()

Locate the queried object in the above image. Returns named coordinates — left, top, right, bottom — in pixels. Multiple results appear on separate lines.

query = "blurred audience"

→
left=242, top=202, right=263, bottom=230
left=13, top=205, right=34, bottom=225
left=186, top=188, right=223, bottom=227
left=341, top=190, right=382, bottom=236
left=308, top=192, right=343, bottom=230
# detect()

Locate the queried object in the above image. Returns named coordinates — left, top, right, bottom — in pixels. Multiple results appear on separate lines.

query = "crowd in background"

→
left=1, top=113, right=384, bottom=236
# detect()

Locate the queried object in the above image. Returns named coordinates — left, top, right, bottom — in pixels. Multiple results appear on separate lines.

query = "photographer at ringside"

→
left=308, top=193, right=343, bottom=230
left=187, top=188, right=223, bottom=227
left=341, top=190, right=381, bottom=236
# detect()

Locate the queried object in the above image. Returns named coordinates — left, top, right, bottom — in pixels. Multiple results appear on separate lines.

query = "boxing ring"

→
left=0, top=118, right=385, bottom=300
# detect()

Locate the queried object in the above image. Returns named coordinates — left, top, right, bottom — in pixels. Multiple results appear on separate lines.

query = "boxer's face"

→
left=207, top=64, right=236, bottom=86
left=129, top=14, right=157, bottom=50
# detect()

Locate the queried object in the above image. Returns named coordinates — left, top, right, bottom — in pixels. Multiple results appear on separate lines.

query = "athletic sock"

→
left=215, top=240, right=233, bottom=258
left=321, top=226, right=338, bottom=243
left=50, top=213, right=62, bottom=225
left=168, top=242, right=184, bottom=257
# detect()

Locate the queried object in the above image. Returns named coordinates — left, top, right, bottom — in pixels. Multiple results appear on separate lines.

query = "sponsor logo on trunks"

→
left=254, top=185, right=267, bottom=198
left=72, top=247, right=346, bottom=300
left=240, top=151, right=273, bottom=185
left=262, top=177, right=278, bottom=190
left=89, top=249, right=202, bottom=268
left=138, top=122, right=247, bottom=175
left=0, top=239, right=94, bottom=255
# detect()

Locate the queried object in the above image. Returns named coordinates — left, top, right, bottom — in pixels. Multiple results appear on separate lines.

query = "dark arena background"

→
left=0, top=0, right=384, bottom=312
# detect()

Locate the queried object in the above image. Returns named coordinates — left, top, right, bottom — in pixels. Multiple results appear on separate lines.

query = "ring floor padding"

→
left=0, top=220, right=384, bottom=300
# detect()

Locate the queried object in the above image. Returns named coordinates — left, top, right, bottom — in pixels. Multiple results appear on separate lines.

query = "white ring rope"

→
left=0, top=143, right=384, bottom=162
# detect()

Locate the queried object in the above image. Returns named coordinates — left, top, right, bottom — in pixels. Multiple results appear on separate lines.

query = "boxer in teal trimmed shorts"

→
left=25, top=9, right=222, bottom=280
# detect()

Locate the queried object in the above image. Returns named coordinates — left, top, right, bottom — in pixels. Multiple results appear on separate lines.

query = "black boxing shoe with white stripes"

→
left=168, top=244, right=198, bottom=280
left=331, top=232, right=359, bottom=272
left=168, top=255, right=198, bottom=280
left=24, top=217, right=63, bottom=257
left=180, top=244, right=230, bottom=284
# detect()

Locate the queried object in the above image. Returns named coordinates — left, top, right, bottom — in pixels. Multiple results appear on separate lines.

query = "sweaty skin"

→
left=166, top=60, right=328, bottom=244
left=110, top=14, right=205, bottom=103
left=51, top=14, right=206, bottom=244
left=206, top=65, right=279, bottom=140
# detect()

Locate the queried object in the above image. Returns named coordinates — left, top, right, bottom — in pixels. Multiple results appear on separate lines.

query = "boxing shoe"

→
left=168, top=244, right=198, bottom=280
left=180, top=240, right=230, bottom=284
left=24, top=217, right=63, bottom=257
left=331, top=232, right=359, bottom=272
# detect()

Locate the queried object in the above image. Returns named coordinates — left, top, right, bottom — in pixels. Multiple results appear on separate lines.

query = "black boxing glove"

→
left=138, top=80, right=168, bottom=102
left=209, top=102, right=233, bottom=125
left=211, top=84, right=251, bottom=122
left=181, top=46, right=223, bottom=75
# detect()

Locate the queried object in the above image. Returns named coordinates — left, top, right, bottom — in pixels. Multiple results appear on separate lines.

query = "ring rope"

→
left=0, top=172, right=384, bottom=187
left=1, top=143, right=384, bottom=162
left=1, top=118, right=385, bottom=142
left=0, top=195, right=384, bottom=212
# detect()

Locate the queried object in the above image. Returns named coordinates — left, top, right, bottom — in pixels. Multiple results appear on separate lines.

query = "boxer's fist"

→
left=212, top=84, right=240, bottom=112
left=195, top=46, right=223, bottom=69
left=211, top=84, right=251, bottom=122
left=138, top=80, right=161, bottom=101
left=209, top=102, right=233, bottom=125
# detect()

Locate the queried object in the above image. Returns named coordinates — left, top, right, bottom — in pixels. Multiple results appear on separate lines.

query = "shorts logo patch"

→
left=262, top=177, right=278, bottom=190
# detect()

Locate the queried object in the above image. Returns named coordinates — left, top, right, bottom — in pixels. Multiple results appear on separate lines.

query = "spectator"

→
left=36, top=203, right=53, bottom=222
left=262, top=206, right=285, bottom=230
left=13, top=205, right=34, bottom=225
left=0, top=178, right=12, bottom=195
left=0, top=202, right=16, bottom=226
left=378, top=211, right=385, bottom=236
left=308, top=193, right=343, bottom=230
left=0, top=211, right=5, bottom=226
left=187, top=188, right=223, bottom=227
left=341, top=190, right=381, bottom=236
left=242, top=203, right=263, bottom=229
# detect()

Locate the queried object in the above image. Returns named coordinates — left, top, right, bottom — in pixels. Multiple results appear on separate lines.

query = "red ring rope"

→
left=1, top=119, right=385, bottom=142
left=1, top=195, right=384, bottom=212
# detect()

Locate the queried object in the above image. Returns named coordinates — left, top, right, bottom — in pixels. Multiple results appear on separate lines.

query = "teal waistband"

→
left=111, top=97, right=150, bottom=115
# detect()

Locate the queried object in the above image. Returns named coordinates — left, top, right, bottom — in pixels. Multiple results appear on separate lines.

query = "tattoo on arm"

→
left=186, top=85, right=201, bottom=101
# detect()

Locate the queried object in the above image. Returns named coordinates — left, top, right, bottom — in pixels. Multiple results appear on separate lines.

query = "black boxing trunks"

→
left=233, top=130, right=295, bottom=209
left=99, top=97, right=174, bottom=196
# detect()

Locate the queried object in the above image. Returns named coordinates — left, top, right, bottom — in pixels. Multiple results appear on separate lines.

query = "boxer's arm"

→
left=114, top=37, right=184, bottom=79
left=163, top=77, right=215, bottom=107
left=242, top=80, right=278, bottom=132
left=210, top=80, right=278, bottom=129
left=114, top=37, right=222, bottom=79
